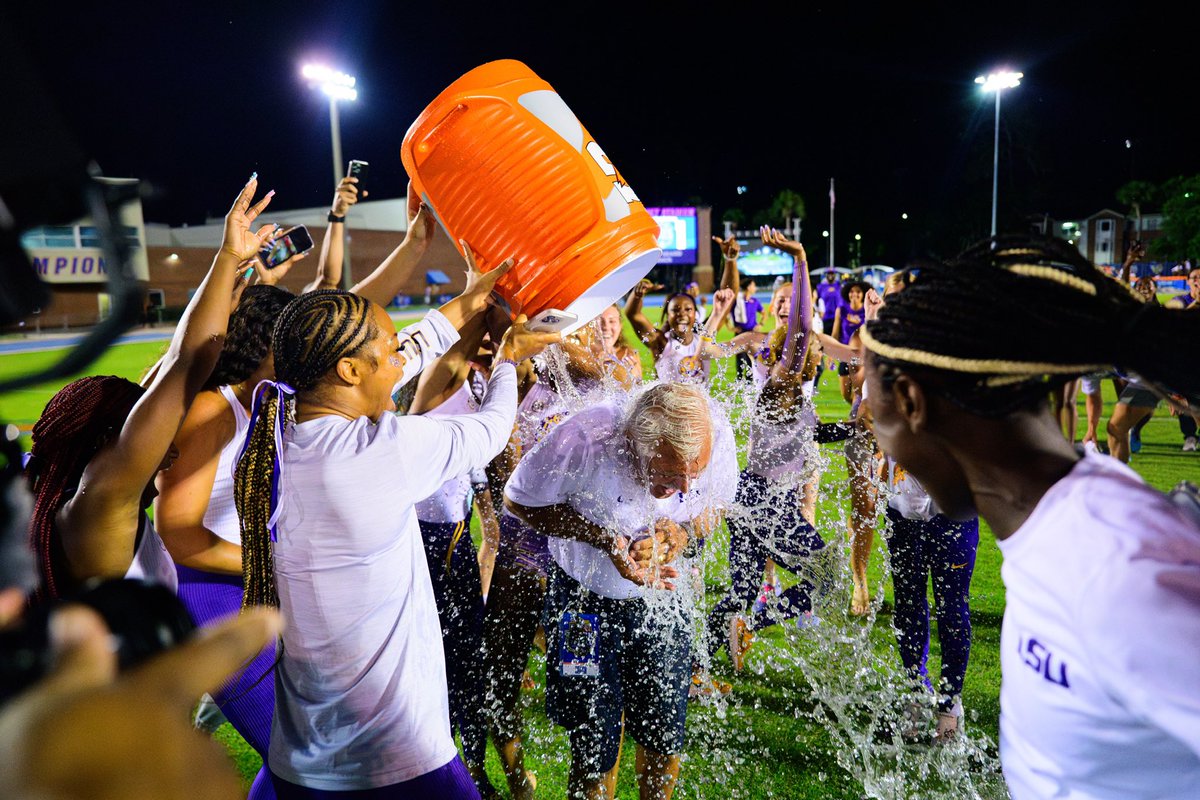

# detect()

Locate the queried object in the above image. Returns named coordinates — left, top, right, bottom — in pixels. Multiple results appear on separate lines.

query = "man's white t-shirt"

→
left=504, top=398, right=737, bottom=600
left=997, top=451, right=1200, bottom=799
left=267, top=363, right=518, bottom=790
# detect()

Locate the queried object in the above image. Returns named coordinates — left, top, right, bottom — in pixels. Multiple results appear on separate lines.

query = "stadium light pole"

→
left=302, top=64, right=358, bottom=288
left=975, top=70, right=1022, bottom=237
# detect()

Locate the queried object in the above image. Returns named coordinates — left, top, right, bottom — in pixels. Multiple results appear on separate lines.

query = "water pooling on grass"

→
left=503, top=334, right=1006, bottom=799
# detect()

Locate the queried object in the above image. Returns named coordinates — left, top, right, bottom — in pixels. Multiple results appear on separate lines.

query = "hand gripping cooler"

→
left=401, top=59, right=662, bottom=334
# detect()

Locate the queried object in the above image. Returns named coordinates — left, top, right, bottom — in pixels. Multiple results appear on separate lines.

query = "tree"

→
left=1156, top=175, right=1200, bottom=261
left=768, top=189, right=806, bottom=227
left=1116, top=179, right=1159, bottom=235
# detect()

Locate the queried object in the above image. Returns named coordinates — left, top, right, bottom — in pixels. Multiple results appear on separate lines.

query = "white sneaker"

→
left=1082, top=440, right=1100, bottom=455
left=1183, top=437, right=1198, bottom=452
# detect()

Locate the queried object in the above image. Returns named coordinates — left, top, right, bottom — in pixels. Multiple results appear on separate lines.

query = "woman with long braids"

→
left=234, top=264, right=559, bottom=798
left=26, top=175, right=276, bottom=601
left=154, top=190, right=446, bottom=799
left=860, top=235, right=1200, bottom=798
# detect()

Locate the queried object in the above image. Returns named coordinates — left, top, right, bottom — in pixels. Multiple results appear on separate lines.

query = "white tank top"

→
left=202, top=385, right=251, bottom=545
left=414, top=380, right=484, bottom=524
left=126, top=516, right=179, bottom=592
left=745, top=386, right=818, bottom=482
left=655, top=331, right=712, bottom=385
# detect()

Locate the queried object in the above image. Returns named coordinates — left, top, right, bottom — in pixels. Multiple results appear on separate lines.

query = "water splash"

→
left=487, top=342, right=1005, bottom=798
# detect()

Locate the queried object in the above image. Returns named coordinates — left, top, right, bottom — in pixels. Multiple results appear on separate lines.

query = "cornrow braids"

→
left=204, top=284, right=295, bottom=390
left=272, top=290, right=378, bottom=391
left=235, top=290, right=379, bottom=607
left=27, top=376, right=145, bottom=600
left=862, top=234, right=1200, bottom=416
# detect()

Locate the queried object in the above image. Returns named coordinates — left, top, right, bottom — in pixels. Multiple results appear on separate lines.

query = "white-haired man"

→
left=504, top=381, right=737, bottom=800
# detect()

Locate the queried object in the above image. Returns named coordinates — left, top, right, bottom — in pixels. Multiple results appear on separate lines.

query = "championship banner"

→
left=21, top=177, right=148, bottom=284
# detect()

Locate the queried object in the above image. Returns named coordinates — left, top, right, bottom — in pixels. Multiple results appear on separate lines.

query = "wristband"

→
left=327, top=212, right=345, bottom=223
left=494, top=357, right=519, bottom=370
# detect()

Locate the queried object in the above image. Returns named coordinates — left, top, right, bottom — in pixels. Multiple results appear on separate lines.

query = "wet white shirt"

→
left=268, top=363, right=517, bottom=790
left=504, top=399, right=737, bottom=600
left=414, top=380, right=483, bottom=524
left=997, top=452, right=1200, bottom=799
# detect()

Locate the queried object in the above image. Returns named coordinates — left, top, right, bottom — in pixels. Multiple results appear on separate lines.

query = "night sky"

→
left=6, top=1, right=1198, bottom=265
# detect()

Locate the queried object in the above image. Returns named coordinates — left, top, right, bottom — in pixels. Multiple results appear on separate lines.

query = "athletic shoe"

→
left=1082, top=440, right=1100, bottom=456
left=729, top=615, right=754, bottom=672
left=1183, top=436, right=1198, bottom=452
left=689, top=672, right=732, bottom=698
left=1130, top=428, right=1142, bottom=453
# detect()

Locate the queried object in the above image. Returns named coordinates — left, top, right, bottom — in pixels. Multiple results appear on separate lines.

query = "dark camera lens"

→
left=0, top=578, right=195, bottom=704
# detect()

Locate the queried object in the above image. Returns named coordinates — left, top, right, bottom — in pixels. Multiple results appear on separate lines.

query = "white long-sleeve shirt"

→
left=267, top=361, right=518, bottom=790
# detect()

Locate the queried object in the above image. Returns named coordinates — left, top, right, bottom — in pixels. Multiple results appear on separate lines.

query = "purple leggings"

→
left=884, top=506, right=979, bottom=710
left=269, top=756, right=480, bottom=799
left=176, top=564, right=277, bottom=800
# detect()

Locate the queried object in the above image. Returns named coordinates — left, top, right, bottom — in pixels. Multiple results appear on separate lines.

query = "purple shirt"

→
left=817, top=282, right=842, bottom=321
left=736, top=295, right=764, bottom=331
left=838, top=305, right=865, bottom=345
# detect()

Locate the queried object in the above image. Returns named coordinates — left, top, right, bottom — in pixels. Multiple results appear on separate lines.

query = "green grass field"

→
left=1, top=309, right=1193, bottom=799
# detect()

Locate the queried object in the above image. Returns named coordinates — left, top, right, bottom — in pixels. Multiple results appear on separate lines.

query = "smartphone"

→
left=347, top=159, right=368, bottom=195
left=525, top=308, right=579, bottom=333
left=257, top=224, right=314, bottom=269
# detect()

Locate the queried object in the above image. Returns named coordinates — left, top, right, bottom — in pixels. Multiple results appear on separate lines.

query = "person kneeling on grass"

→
left=504, top=381, right=737, bottom=800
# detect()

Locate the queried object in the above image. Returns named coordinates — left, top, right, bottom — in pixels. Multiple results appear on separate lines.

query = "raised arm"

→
left=304, top=175, right=362, bottom=293
left=624, top=278, right=667, bottom=356
left=713, top=235, right=742, bottom=294
left=705, top=287, right=736, bottom=335
left=760, top=227, right=812, bottom=374
left=350, top=182, right=433, bottom=307
left=408, top=312, right=489, bottom=415
left=66, top=177, right=276, bottom=562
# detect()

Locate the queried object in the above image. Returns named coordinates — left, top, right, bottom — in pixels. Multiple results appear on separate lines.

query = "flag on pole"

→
left=829, top=178, right=836, bottom=209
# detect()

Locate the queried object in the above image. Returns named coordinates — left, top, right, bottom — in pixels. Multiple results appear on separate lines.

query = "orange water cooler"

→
left=401, top=59, right=661, bottom=333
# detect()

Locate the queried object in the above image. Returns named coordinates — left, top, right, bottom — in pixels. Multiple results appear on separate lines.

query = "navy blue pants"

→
left=884, top=506, right=979, bottom=709
left=418, top=517, right=488, bottom=768
left=707, top=471, right=826, bottom=660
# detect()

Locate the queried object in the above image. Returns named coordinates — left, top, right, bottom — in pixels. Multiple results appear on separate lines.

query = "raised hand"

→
left=760, top=226, right=805, bottom=260
left=631, top=277, right=665, bottom=299
left=459, top=240, right=517, bottom=307
left=711, top=287, right=736, bottom=317
left=332, top=175, right=363, bottom=218
left=864, top=288, right=884, bottom=321
left=497, top=314, right=562, bottom=364
left=221, top=175, right=278, bottom=263
left=712, top=235, right=740, bottom=260
left=404, top=181, right=436, bottom=246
